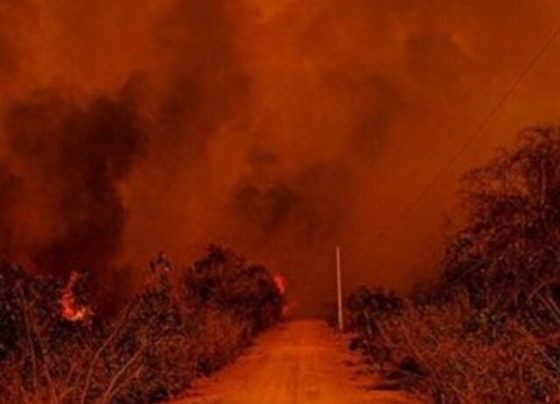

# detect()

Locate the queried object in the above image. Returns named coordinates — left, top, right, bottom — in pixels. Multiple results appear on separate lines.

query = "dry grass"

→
left=346, top=289, right=560, bottom=404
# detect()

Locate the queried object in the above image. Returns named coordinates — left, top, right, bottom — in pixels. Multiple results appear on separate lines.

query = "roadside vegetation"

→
left=0, top=244, right=284, bottom=403
left=346, top=126, right=560, bottom=403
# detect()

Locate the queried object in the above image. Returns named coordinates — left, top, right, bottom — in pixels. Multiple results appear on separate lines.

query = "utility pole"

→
left=336, top=245, right=344, bottom=331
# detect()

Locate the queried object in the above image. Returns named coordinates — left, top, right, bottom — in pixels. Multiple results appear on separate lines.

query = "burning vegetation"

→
left=345, top=126, right=560, bottom=403
left=0, top=245, right=284, bottom=403
left=60, top=272, right=90, bottom=322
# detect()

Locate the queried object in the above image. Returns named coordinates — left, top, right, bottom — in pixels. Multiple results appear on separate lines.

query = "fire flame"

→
left=273, top=272, right=289, bottom=316
left=273, top=272, right=287, bottom=295
left=60, top=271, right=89, bottom=322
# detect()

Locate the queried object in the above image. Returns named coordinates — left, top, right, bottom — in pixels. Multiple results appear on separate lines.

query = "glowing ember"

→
left=273, top=272, right=287, bottom=295
left=60, top=271, right=89, bottom=322
left=273, top=272, right=289, bottom=316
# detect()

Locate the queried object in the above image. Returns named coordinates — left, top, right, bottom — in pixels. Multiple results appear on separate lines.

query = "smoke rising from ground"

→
left=4, top=83, right=145, bottom=280
left=0, top=0, right=559, bottom=314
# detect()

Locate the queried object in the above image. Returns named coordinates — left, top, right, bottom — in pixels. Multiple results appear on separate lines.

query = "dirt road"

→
left=177, top=320, right=415, bottom=404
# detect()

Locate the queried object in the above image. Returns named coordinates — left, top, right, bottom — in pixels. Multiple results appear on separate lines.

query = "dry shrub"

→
left=347, top=289, right=560, bottom=403
left=194, top=309, right=249, bottom=375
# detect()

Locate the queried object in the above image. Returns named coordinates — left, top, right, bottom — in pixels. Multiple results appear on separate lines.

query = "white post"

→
left=336, top=246, right=344, bottom=331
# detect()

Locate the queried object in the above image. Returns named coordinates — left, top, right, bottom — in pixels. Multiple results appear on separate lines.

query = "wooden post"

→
left=336, top=246, right=344, bottom=331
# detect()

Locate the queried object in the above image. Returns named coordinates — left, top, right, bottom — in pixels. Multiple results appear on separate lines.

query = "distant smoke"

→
left=231, top=156, right=349, bottom=243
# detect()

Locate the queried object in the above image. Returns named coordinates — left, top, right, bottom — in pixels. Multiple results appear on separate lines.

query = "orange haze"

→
left=1, top=0, right=560, bottom=315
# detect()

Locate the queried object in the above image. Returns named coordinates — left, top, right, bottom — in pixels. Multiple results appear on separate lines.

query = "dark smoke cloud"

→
left=227, top=154, right=352, bottom=311
left=232, top=157, right=349, bottom=243
left=3, top=81, right=145, bottom=280
left=152, top=0, right=250, bottom=166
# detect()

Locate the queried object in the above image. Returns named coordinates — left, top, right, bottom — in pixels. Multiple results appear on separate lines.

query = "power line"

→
left=374, top=21, right=560, bottom=240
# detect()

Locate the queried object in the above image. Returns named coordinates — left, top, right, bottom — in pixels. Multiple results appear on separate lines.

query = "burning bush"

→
left=346, top=126, right=560, bottom=403
left=0, top=245, right=284, bottom=403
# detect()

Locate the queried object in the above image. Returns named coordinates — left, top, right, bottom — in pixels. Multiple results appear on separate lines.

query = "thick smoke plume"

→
left=4, top=84, right=144, bottom=279
left=0, top=0, right=559, bottom=314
